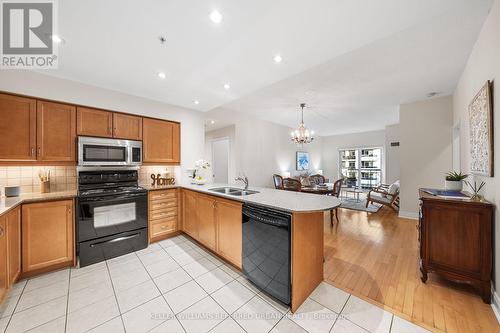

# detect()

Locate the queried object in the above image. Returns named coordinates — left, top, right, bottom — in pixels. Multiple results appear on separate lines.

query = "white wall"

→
left=385, top=124, right=401, bottom=183
left=399, top=96, right=453, bottom=217
left=321, top=130, right=386, bottom=182
left=205, top=108, right=323, bottom=188
left=0, top=71, right=205, bottom=183
left=453, top=0, right=500, bottom=296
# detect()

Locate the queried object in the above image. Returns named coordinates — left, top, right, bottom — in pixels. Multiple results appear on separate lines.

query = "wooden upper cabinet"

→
left=0, top=215, right=7, bottom=302
left=216, top=199, right=243, bottom=268
left=113, top=113, right=142, bottom=140
left=143, top=118, right=180, bottom=164
left=0, top=94, right=37, bottom=160
left=197, top=194, right=217, bottom=250
left=37, top=101, right=76, bottom=162
left=22, top=200, right=74, bottom=274
left=77, top=107, right=113, bottom=138
left=6, top=207, right=21, bottom=286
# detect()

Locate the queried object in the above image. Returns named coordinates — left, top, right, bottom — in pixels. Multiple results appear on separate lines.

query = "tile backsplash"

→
left=139, top=166, right=179, bottom=185
left=0, top=166, right=77, bottom=195
left=0, top=165, right=182, bottom=196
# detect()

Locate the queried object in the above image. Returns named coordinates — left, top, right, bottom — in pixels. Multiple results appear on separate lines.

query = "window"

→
left=339, top=147, right=383, bottom=189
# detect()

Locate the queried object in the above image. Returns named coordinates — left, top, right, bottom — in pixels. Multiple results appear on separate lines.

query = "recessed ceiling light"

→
left=194, top=100, right=200, bottom=105
left=51, top=35, right=63, bottom=43
left=210, top=10, right=223, bottom=24
left=223, top=83, right=230, bottom=90
left=157, top=72, right=166, bottom=79
left=210, top=120, right=216, bottom=124
left=273, top=54, right=283, bottom=63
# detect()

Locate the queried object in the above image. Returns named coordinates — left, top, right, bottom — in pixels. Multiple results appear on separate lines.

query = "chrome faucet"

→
left=235, top=175, right=249, bottom=190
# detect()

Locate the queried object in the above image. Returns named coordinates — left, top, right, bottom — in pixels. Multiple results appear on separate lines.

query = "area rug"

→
left=340, top=198, right=382, bottom=213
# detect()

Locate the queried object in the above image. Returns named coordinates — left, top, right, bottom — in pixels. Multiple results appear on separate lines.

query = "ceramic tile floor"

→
left=0, top=235, right=431, bottom=333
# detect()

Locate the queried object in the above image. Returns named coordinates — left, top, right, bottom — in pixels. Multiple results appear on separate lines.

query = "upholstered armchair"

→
left=366, top=180, right=400, bottom=211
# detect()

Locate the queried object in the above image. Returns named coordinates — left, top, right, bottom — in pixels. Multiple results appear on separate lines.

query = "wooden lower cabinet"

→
left=216, top=198, right=243, bottom=268
left=182, top=190, right=199, bottom=239
left=0, top=214, right=7, bottom=303
left=22, top=200, right=74, bottom=275
left=6, top=207, right=21, bottom=285
left=0, top=207, right=22, bottom=303
left=149, top=189, right=179, bottom=243
left=181, top=190, right=242, bottom=268
left=197, top=194, right=217, bottom=251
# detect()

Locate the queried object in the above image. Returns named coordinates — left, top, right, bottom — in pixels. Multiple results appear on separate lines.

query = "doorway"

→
left=211, top=138, right=229, bottom=183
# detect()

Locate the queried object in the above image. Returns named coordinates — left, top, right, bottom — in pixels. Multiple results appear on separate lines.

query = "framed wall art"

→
left=296, top=151, right=310, bottom=171
left=468, top=80, right=494, bottom=176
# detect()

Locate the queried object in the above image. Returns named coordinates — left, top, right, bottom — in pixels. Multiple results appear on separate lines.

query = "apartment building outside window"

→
left=339, top=147, right=383, bottom=189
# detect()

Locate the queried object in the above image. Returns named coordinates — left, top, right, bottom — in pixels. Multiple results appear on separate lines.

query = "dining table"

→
left=301, top=183, right=334, bottom=195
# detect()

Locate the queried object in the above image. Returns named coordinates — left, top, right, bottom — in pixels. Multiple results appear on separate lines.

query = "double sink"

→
left=208, top=187, right=259, bottom=196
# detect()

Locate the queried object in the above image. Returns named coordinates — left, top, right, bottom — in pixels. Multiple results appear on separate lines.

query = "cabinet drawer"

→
left=150, top=200, right=177, bottom=210
left=150, top=208, right=177, bottom=220
left=151, top=215, right=176, bottom=225
left=150, top=190, right=176, bottom=201
left=151, top=220, right=176, bottom=237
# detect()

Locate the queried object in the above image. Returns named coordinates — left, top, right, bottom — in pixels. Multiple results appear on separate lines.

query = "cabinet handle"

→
left=0, top=226, right=3, bottom=236
left=31, top=147, right=35, bottom=156
left=37, top=147, right=41, bottom=157
left=161, top=225, right=166, bottom=229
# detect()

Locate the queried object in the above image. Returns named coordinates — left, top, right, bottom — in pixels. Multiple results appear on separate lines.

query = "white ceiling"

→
left=49, top=0, right=492, bottom=135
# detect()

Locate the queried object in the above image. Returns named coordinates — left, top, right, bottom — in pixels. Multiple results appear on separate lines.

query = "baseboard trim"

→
left=492, top=287, right=500, bottom=324
left=398, top=211, right=418, bottom=220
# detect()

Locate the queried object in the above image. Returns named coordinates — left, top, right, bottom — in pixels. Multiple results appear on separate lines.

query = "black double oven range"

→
left=76, top=137, right=148, bottom=267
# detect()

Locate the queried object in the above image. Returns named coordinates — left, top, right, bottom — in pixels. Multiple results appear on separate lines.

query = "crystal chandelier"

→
left=291, top=103, right=314, bottom=144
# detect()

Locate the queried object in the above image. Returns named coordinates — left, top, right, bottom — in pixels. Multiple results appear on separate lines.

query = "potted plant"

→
left=445, top=171, right=468, bottom=191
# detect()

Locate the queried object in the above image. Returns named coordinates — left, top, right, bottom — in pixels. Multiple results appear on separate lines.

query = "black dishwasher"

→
left=242, top=204, right=291, bottom=305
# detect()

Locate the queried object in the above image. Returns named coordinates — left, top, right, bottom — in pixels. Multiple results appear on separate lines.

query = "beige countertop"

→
left=1, top=182, right=341, bottom=217
left=0, top=190, right=77, bottom=217
left=175, top=183, right=341, bottom=213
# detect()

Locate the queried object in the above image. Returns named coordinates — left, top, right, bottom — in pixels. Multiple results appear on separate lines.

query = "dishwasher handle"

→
left=243, top=206, right=291, bottom=228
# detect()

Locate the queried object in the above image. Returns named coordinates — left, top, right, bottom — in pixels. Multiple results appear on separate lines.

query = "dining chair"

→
left=272, top=174, right=284, bottom=189
left=309, top=174, right=326, bottom=185
left=283, top=178, right=302, bottom=192
left=329, top=178, right=343, bottom=226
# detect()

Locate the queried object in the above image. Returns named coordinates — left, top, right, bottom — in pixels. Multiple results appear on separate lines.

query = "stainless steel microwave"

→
left=78, top=136, right=142, bottom=167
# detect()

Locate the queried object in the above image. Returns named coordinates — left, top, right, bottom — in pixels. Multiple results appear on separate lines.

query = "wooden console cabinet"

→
left=418, top=190, right=493, bottom=303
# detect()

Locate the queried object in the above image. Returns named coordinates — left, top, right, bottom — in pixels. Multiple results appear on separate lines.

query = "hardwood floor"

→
left=323, top=207, right=499, bottom=333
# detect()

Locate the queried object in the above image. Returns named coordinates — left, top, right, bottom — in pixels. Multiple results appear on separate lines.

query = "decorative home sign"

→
left=468, top=80, right=494, bottom=176
left=150, top=174, right=176, bottom=186
left=296, top=151, right=310, bottom=171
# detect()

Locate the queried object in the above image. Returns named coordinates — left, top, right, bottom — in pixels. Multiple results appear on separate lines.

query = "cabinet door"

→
left=197, top=194, right=217, bottom=250
left=0, top=215, right=7, bottom=302
left=22, top=200, right=74, bottom=274
left=6, top=207, right=21, bottom=286
left=37, top=101, right=76, bottom=161
left=0, top=94, right=37, bottom=160
left=77, top=107, right=113, bottom=138
left=216, top=199, right=242, bottom=268
left=113, top=113, right=143, bottom=140
left=143, top=118, right=180, bottom=163
left=182, top=190, right=198, bottom=238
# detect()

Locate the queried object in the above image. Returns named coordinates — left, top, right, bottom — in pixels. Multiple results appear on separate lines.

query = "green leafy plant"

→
left=445, top=171, right=468, bottom=181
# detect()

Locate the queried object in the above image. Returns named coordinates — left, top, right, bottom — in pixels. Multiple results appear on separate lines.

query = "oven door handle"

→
left=79, top=193, right=146, bottom=202
left=89, top=233, right=141, bottom=247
